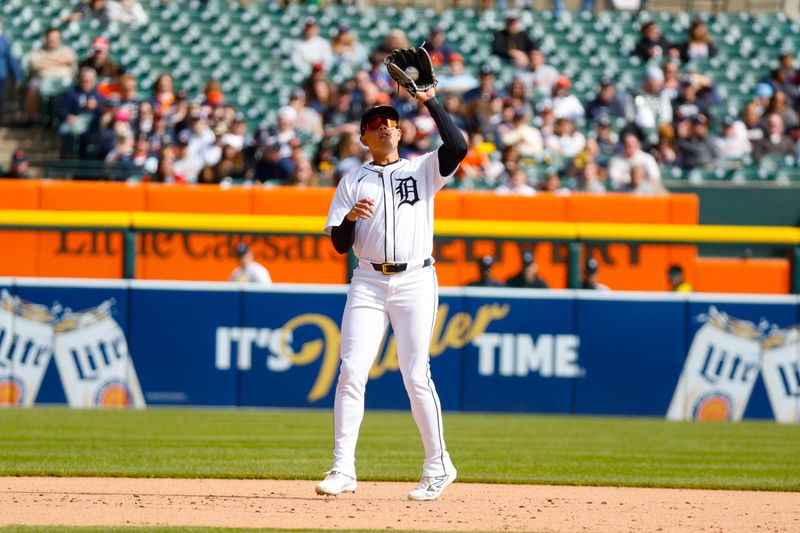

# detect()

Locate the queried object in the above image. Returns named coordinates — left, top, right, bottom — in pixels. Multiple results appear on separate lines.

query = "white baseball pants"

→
left=331, top=262, right=455, bottom=479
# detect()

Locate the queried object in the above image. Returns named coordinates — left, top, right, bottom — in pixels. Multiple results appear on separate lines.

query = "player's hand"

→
left=415, top=87, right=436, bottom=102
left=346, top=198, right=375, bottom=222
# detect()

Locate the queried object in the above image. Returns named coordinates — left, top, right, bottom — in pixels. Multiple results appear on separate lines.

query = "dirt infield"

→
left=1, top=477, right=799, bottom=532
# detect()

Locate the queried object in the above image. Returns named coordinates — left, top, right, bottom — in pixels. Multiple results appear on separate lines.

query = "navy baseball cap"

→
left=235, top=243, right=250, bottom=257
left=360, top=106, right=399, bottom=134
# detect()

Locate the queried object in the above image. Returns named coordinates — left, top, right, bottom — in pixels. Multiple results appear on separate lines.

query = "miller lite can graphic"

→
left=53, top=300, right=145, bottom=408
left=0, top=290, right=55, bottom=407
left=760, top=327, right=800, bottom=424
left=667, top=307, right=763, bottom=422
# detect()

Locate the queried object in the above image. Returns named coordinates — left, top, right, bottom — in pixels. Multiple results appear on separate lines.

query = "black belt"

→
left=371, top=258, right=433, bottom=275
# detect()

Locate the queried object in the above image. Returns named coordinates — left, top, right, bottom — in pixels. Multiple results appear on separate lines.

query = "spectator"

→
left=150, top=73, right=176, bottom=117
left=63, top=0, right=109, bottom=24
left=152, top=149, right=184, bottom=183
left=575, top=161, right=607, bottom=193
left=765, top=90, right=799, bottom=133
left=289, top=157, right=319, bottom=187
left=5, top=150, right=30, bottom=178
left=582, top=258, right=610, bottom=291
left=672, top=74, right=712, bottom=123
left=633, top=67, right=672, bottom=130
left=752, top=82, right=773, bottom=115
left=79, top=37, right=121, bottom=79
left=742, top=101, right=764, bottom=142
left=500, top=108, right=544, bottom=157
left=506, top=252, right=549, bottom=288
left=593, top=115, right=618, bottom=154
left=397, top=118, right=424, bottom=159
left=252, top=142, right=293, bottom=184
left=550, top=76, right=584, bottom=121
left=104, top=131, right=138, bottom=181
left=229, top=243, right=272, bottom=285
left=0, top=18, right=22, bottom=126
left=608, top=133, right=661, bottom=189
left=215, top=142, right=247, bottom=181
left=677, top=20, right=716, bottom=63
left=307, top=79, right=336, bottom=116
left=661, top=60, right=681, bottom=100
left=752, top=113, right=794, bottom=161
left=180, top=110, right=218, bottom=166
left=675, top=114, right=718, bottom=170
left=623, top=165, right=660, bottom=195
left=422, top=27, right=454, bottom=68
left=517, top=48, right=559, bottom=97
left=668, top=265, right=693, bottom=292
left=173, top=132, right=204, bottom=183
left=291, top=18, right=334, bottom=75
left=457, top=131, right=495, bottom=184
left=463, top=65, right=499, bottom=135
left=496, top=167, right=536, bottom=196
left=201, top=80, right=224, bottom=111
left=437, top=53, right=479, bottom=94
left=26, top=28, right=77, bottom=121
left=106, top=0, right=149, bottom=25
left=467, top=255, right=504, bottom=287
left=714, top=116, right=751, bottom=163
left=632, top=21, right=675, bottom=63
left=375, top=29, right=409, bottom=61
left=131, top=133, right=158, bottom=175
left=492, top=12, right=537, bottom=69
left=540, top=167, right=570, bottom=194
left=586, top=77, right=630, bottom=122
left=331, top=24, right=368, bottom=74
left=220, top=115, right=248, bottom=152
left=56, top=67, right=104, bottom=157
left=545, top=117, right=585, bottom=158
left=652, top=123, right=680, bottom=166
left=284, top=88, right=323, bottom=140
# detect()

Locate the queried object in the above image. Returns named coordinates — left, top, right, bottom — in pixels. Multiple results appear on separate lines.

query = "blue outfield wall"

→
left=0, top=278, right=798, bottom=422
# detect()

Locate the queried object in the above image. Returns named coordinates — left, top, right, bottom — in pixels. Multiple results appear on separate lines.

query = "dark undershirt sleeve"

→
left=330, top=216, right=356, bottom=254
left=424, top=98, right=468, bottom=177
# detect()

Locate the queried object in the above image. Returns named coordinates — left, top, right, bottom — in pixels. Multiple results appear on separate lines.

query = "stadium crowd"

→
left=2, top=4, right=800, bottom=195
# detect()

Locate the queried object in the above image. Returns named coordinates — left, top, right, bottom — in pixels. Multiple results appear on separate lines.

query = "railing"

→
left=0, top=209, right=798, bottom=292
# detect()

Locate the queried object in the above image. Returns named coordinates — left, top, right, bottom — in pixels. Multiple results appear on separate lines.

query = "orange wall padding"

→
left=695, top=258, right=790, bottom=294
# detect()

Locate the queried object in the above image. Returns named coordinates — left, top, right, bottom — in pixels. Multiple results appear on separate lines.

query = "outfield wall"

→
left=0, top=278, right=798, bottom=423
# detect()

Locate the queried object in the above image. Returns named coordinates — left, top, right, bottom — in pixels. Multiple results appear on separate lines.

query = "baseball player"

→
left=316, top=81, right=467, bottom=501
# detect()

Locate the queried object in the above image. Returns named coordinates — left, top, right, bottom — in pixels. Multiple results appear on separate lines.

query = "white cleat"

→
left=407, top=470, right=457, bottom=501
left=315, top=471, right=357, bottom=496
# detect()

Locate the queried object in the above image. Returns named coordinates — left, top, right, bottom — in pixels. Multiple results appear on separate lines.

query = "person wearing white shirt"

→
left=229, top=243, right=272, bottom=285
left=106, top=0, right=149, bottom=25
left=496, top=168, right=536, bottom=196
left=291, top=18, right=334, bottom=75
left=517, top=49, right=559, bottom=97
left=608, top=133, right=661, bottom=190
left=551, top=76, right=585, bottom=121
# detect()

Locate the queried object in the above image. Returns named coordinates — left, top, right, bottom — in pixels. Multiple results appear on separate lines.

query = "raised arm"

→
left=416, top=88, right=468, bottom=176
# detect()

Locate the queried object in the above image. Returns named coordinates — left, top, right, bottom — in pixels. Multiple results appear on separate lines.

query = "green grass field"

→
left=1, top=408, right=798, bottom=491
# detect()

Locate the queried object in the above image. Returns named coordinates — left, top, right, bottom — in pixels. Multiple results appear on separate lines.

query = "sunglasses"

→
left=364, top=116, right=398, bottom=132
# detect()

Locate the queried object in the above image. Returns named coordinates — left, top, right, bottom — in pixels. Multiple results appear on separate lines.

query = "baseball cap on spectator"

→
left=11, top=150, right=27, bottom=166
left=213, top=122, right=229, bottom=136
left=177, top=131, right=191, bottom=145
left=680, top=74, right=698, bottom=86
left=691, top=113, right=708, bottom=125
left=448, top=52, right=464, bottom=64
left=479, top=64, right=494, bottom=76
left=555, top=75, right=571, bottom=88
left=290, top=88, right=306, bottom=101
left=303, top=17, right=318, bottom=27
left=586, top=257, right=600, bottom=274
left=114, top=108, right=131, bottom=122
left=599, top=76, right=614, bottom=87
left=91, top=36, right=109, bottom=51
left=722, top=116, right=736, bottom=128
left=337, top=23, right=350, bottom=33
left=754, top=83, right=774, bottom=98
left=522, top=252, right=535, bottom=266
left=480, top=255, right=495, bottom=267
left=235, top=243, right=251, bottom=257
left=513, top=108, right=526, bottom=120
left=206, top=90, right=224, bottom=106
left=505, top=10, right=521, bottom=21
left=645, top=67, right=664, bottom=83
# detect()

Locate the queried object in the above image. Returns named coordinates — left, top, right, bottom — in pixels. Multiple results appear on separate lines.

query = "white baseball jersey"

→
left=322, top=147, right=458, bottom=483
left=324, top=151, right=452, bottom=263
left=229, top=262, right=272, bottom=285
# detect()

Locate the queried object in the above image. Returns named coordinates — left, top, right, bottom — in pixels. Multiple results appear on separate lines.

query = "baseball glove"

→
left=384, top=46, right=437, bottom=97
